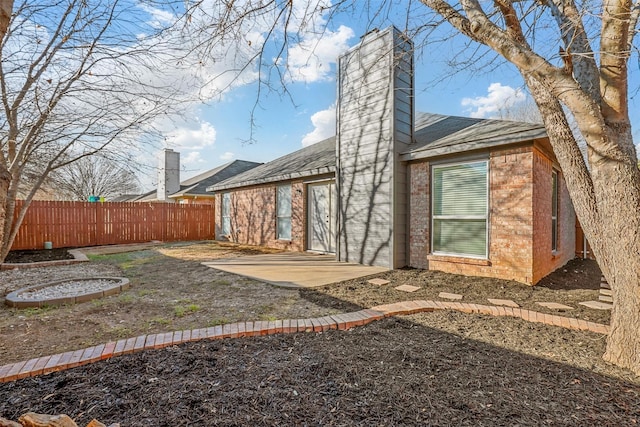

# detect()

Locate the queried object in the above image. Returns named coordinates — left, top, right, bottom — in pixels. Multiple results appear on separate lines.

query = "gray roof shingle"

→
left=207, top=113, right=547, bottom=192
left=169, top=159, right=262, bottom=198
left=207, top=137, right=336, bottom=192
left=402, top=112, right=547, bottom=160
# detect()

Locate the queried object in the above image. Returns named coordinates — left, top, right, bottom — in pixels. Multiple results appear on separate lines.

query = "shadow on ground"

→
left=0, top=315, right=637, bottom=426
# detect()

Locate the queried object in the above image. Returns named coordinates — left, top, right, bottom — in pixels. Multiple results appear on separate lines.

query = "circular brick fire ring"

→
left=4, top=277, right=130, bottom=308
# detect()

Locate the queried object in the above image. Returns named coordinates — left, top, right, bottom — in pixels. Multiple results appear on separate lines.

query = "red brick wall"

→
left=215, top=180, right=306, bottom=252
left=532, top=148, right=575, bottom=283
left=407, top=144, right=575, bottom=285
left=427, top=147, right=535, bottom=283
left=408, top=161, right=430, bottom=269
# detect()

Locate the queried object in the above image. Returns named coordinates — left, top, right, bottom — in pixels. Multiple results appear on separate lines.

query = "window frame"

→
left=431, top=159, right=490, bottom=259
left=221, top=192, right=231, bottom=236
left=551, top=170, right=559, bottom=252
left=276, top=183, right=292, bottom=240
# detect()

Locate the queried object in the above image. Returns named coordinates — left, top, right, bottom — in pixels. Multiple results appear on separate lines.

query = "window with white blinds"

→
left=432, top=160, right=488, bottom=258
left=277, top=184, right=292, bottom=240
left=552, top=170, right=558, bottom=252
left=221, top=192, right=231, bottom=235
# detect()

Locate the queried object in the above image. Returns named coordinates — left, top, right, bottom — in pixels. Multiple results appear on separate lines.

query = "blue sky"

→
left=138, top=2, right=640, bottom=190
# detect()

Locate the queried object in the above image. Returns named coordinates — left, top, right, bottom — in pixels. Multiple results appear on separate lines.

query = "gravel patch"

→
left=15, top=279, right=122, bottom=300
left=0, top=263, right=122, bottom=296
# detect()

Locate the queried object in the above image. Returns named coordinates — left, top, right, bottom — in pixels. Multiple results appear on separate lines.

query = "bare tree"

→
left=0, top=0, right=11, bottom=42
left=495, top=97, right=543, bottom=124
left=188, top=0, right=640, bottom=373
left=0, top=0, right=201, bottom=261
left=47, top=155, right=140, bottom=201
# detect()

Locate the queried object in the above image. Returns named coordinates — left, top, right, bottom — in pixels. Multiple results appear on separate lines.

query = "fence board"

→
left=10, top=201, right=215, bottom=250
left=575, top=219, right=595, bottom=260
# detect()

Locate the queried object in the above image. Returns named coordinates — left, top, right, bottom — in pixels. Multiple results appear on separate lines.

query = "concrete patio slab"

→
left=202, top=253, right=388, bottom=288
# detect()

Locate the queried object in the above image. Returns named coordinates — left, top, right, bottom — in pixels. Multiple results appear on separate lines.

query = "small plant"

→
left=118, top=293, right=134, bottom=304
left=20, top=305, right=56, bottom=317
left=207, top=318, right=230, bottom=327
left=110, top=325, right=133, bottom=338
left=91, top=299, right=106, bottom=308
left=92, top=250, right=159, bottom=270
left=149, top=317, right=171, bottom=326
left=137, top=289, right=156, bottom=297
left=174, top=304, right=201, bottom=318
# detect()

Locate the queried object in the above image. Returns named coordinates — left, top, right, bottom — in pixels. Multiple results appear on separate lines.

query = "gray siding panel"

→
left=337, top=27, right=413, bottom=269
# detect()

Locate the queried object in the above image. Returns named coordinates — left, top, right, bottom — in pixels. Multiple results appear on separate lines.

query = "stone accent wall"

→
left=407, top=161, right=429, bottom=269
left=215, top=180, right=306, bottom=252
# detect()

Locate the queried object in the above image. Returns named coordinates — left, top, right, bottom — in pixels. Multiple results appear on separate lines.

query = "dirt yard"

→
left=1, top=241, right=636, bottom=426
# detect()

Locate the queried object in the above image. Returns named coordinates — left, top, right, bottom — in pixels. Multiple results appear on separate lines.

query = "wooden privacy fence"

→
left=10, top=201, right=215, bottom=250
left=575, top=219, right=595, bottom=260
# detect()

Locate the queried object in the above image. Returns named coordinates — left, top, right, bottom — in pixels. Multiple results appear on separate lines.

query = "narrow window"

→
left=221, top=192, right=231, bottom=236
left=432, top=160, right=488, bottom=258
left=552, top=170, right=558, bottom=252
left=276, top=184, right=292, bottom=240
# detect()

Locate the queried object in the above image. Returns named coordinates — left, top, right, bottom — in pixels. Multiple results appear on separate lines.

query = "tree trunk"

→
left=525, top=73, right=640, bottom=374
left=593, top=128, right=640, bottom=372
left=0, top=165, right=12, bottom=262
left=0, top=0, right=12, bottom=43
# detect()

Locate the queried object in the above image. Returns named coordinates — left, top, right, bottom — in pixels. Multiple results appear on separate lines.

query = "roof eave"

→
left=207, top=166, right=336, bottom=193
left=400, top=132, right=547, bottom=161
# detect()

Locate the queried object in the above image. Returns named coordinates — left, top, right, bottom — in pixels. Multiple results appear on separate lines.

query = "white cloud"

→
left=220, top=151, right=235, bottom=161
left=139, top=4, right=177, bottom=29
left=461, top=83, right=526, bottom=118
left=287, top=25, right=355, bottom=83
left=165, top=121, right=217, bottom=150
left=301, top=103, right=335, bottom=147
left=182, top=151, right=204, bottom=166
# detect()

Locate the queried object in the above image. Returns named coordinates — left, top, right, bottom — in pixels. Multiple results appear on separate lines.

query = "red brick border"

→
left=0, top=301, right=609, bottom=383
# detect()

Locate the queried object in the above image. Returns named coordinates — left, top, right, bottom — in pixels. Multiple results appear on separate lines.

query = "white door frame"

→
left=307, top=180, right=336, bottom=253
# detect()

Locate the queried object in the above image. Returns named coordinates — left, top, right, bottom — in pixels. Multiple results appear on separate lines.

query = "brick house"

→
left=207, top=26, right=575, bottom=285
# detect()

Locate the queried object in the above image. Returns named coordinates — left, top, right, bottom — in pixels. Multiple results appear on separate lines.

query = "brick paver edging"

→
left=0, top=300, right=609, bottom=383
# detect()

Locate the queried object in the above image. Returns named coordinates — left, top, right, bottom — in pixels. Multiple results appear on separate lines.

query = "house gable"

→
left=206, top=25, right=575, bottom=285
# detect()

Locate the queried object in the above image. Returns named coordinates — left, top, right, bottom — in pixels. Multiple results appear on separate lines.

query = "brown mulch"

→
left=301, top=257, right=609, bottom=325
left=1, top=243, right=634, bottom=426
left=4, top=249, right=74, bottom=263
left=0, top=315, right=638, bottom=426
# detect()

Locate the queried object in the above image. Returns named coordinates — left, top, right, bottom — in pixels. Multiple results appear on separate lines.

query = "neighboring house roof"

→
left=401, top=112, right=547, bottom=161
left=123, top=190, right=155, bottom=202
left=168, top=159, right=262, bottom=199
left=123, top=159, right=262, bottom=202
left=208, top=137, right=336, bottom=192
left=208, top=113, right=547, bottom=192
left=110, top=194, right=144, bottom=202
